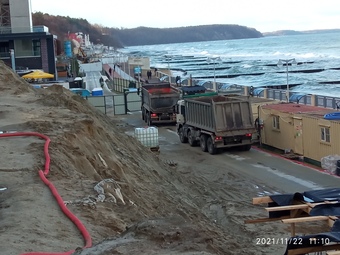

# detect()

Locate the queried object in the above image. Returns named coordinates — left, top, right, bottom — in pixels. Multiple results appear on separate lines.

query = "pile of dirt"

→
left=0, top=61, right=283, bottom=255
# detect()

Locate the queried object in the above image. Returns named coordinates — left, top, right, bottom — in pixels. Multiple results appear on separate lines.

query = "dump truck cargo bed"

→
left=142, top=83, right=180, bottom=112
left=184, top=95, right=255, bottom=135
left=141, top=83, right=180, bottom=125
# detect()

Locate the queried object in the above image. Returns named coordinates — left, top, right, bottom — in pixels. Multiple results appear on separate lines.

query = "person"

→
left=99, top=77, right=104, bottom=88
left=147, top=70, right=152, bottom=79
left=109, top=67, right=112, bottom=77
left=176, top=76, right=181, bottom=86
left=154, top=68, right=158, bottom=76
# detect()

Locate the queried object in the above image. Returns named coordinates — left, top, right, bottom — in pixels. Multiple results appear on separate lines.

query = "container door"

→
left=293, top=118, right=303, bottom=155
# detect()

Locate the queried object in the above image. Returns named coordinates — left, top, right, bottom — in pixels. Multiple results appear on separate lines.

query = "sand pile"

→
left=0, top=61, right=251, bottom=255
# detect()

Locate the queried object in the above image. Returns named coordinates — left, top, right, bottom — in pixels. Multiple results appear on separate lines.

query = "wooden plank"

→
left=265, top=204, right=309, bottom=212
left=327, top=251, right=340, bottom=255
left=328, top=216, right=338, bottom=228
left=244, top=216, right=290, bottom=224
left=265, top=201, right=340, bottom=213
left=290, top=208, right=303, bottom=218
left=282, top=216, right=329, bottom=224
left=287, top=244, right=340, bottom=255
left=252, top=196, right=273, bottom=204
left=290, top=223, right=295, bottom=236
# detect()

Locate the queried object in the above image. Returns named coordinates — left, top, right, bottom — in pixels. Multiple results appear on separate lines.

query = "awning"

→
left=289, top=93, right=307, bottom=103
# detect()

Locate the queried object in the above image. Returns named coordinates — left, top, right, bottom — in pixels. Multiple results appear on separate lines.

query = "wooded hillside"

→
left=32, top=12, right=263, bottom=48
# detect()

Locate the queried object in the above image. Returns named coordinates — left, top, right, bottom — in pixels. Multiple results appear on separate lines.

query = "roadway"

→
left=121, top=111, right=340, bottom=195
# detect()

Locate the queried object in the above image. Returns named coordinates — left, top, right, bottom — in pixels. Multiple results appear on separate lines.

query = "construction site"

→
left=2, top=1, right=340, bottom=255
left=2, top=54, right=340, bottom=255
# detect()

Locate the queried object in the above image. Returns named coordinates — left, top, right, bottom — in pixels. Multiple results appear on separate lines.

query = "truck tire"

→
left=147, top=113, right=152, bottom=126
left=241, top=144, right=252, bottom=151
left=188, top=130, right=197, bottom=147
left=200, top=134, right=208, bottom=152
left=207, top=137, right=217, bottom=155
left=178, top=127, right=188, bottom=143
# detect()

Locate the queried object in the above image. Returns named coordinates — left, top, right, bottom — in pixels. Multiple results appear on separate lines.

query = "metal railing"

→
left=110, top=77, right=142, bottom=93
left=258, top=88, right=340, bottom=109
left=0, top=25, right=49, bottom=34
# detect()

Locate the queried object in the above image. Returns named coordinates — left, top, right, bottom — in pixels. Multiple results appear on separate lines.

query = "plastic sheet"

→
left=94, top=178, right=125, bottom=204
left=134, top=127, right=159, bottom=148
left=321, top=154, right=340, bottom=174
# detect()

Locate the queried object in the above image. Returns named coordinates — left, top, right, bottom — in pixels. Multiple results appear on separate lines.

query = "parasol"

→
left=22, top=70, right=54, bottom=79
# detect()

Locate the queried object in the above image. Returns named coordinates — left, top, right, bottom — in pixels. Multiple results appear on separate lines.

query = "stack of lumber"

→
left=247, top=194, right=340, bottom=255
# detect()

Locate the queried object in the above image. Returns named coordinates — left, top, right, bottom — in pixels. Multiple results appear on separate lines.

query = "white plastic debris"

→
left=321, top=154, right=340, bottom=174
left=94, top=178, right=125, bottom=204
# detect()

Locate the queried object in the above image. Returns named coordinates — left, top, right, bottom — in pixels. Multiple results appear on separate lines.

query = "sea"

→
left=119, top=32, right=340, bottom=97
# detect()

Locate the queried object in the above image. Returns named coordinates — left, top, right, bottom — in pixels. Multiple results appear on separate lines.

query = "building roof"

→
left=262, top=103, right=335, bottom=118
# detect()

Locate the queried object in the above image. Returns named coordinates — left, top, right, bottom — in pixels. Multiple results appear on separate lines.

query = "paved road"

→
left=121, top=111, right=340, bottom=194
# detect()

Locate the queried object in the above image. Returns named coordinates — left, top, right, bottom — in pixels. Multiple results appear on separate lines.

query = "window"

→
left=321, top=127, right=330, bottom=143
left=0, top=41, right=10, bottom=58
left=14, top=39, right=41, bottom=57
left=273, top=116, right=280, bottom=130
left=32, top=40, right=41, bottom=56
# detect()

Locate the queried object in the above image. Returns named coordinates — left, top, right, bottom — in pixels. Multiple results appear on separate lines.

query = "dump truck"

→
left=141, top=82, right=180, bottom=125
left=176, top=94, right=256, bottom=154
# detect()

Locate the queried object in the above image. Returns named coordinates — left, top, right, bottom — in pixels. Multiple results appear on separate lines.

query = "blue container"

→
left=324, top=112, right=340, bottom=120
left=69, top=88, right=91, bottom=97
left=92, top=88, right=103, bottom=96
left=64, top=41, right=72, bottom=57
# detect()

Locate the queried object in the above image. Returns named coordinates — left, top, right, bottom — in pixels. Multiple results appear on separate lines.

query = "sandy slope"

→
left=0, top=61, right=296, bottom=255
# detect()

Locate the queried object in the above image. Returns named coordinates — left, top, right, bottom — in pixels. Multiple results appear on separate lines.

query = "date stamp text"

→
left=255, top=237, right=303, bottom=245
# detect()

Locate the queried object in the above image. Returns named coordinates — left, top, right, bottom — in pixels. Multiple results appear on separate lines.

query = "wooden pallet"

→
left=248, top=195, right=340, bottom=255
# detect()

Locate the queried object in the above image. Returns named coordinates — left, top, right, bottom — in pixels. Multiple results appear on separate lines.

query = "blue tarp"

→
left=268, top=188, right=340, bottom=218
left=324, top=112, right=340, bottom=120
left=265, top=188, right=340, bottom=254
left=180, top=85, right=206, bottom=93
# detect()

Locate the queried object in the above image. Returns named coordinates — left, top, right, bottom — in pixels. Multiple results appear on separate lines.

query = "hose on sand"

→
left=0, top=132, right=92, bottom=255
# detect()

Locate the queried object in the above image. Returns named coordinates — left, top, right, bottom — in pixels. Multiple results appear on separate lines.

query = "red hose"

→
left=0, top=132, right=92, bottom=255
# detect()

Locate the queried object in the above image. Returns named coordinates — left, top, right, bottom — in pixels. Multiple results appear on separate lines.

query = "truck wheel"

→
left=241, top=144, right=252, bottom=151
left=200, top=134, right=208, bottom=152
left=207, top=137, right=217, bottom=155
left=147, top=113, right=152, bottom=126
left=179, top=127, right=188, bottom=143
left=188, top=130, right=197, bottom=147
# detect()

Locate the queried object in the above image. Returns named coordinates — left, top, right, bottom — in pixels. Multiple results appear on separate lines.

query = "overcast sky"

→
left=30, top=0, right=340, bottom=33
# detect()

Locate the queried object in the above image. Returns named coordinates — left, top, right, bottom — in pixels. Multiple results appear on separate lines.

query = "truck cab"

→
left=176, top=99, right=186, bottom=124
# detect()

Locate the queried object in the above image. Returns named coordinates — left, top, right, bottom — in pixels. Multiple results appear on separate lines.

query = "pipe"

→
left=0, top=132, right=92, bottom=255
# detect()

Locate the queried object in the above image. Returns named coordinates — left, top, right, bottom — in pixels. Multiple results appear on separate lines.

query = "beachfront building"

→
left=0, top=0, right=57, bottom=75
left=259, top=103, right=340, bottom=165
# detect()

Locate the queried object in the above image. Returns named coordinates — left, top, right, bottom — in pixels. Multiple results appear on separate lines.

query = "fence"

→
left=253, top=88, right=340, bottom=109
left=109, top=77, right=142, bottom=93
left=85, top=90, right=141, bottom=115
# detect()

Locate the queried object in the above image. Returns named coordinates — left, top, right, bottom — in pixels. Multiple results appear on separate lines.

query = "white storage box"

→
left=134, top=127, right=159, bottom=148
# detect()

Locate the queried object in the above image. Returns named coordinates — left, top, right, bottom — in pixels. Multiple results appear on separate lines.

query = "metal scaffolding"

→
left=0, top=0, right=11, bottom=28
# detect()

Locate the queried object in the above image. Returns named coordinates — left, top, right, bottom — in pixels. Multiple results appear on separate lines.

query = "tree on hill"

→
left=32, top=13, right=263, bottom=48
left=32, top=12, right=123, bottom=49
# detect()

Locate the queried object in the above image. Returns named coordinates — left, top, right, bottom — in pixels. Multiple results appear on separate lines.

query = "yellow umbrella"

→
left=22, top=70, right=54, bottom=79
